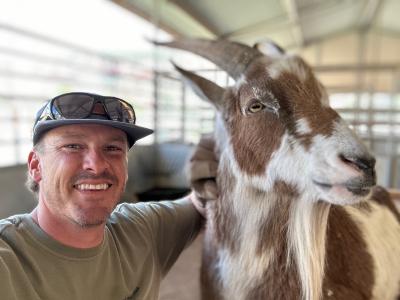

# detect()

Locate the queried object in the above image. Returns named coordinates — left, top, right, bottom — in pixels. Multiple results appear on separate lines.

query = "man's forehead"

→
left=45, top=124, right=128, bottom=143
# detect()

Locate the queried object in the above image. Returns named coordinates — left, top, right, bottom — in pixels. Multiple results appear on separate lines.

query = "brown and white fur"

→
left=158, top=38, right=400, bottom=300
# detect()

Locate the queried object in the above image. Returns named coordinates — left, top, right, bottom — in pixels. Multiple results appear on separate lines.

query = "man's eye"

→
left=105, top=145, right=122, bottom=152
left=64, top=144, right=82, bottom=150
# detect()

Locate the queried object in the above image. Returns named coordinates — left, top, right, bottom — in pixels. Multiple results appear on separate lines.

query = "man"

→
left=0, top=92, right=217, bottom=300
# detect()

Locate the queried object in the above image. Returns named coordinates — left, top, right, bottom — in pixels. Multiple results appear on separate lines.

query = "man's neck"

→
left=30, top=205, right=105, bottom=249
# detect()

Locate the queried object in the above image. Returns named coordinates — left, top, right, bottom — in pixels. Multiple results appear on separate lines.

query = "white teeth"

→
left=75, top=183, right=109, bottom=191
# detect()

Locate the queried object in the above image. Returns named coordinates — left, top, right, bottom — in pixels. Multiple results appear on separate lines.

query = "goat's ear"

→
left=172, top=62, right=225, bottom=109
left=254, top=40, right=285, bottom=58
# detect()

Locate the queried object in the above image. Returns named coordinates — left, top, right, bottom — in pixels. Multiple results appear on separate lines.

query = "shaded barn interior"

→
left=1, top=0, right=400, bottom=299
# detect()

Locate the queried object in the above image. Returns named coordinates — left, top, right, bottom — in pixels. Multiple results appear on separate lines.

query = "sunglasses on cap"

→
left=33, top=92, right=153, bottom=148
left=37, top=92, right=136, bottom=124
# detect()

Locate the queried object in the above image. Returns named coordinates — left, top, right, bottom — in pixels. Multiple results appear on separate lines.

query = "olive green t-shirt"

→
left=0, top=199, right=200, bottom=300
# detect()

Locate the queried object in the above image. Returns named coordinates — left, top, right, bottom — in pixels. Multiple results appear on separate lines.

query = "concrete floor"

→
left=159, top=234, right=202, bottom=300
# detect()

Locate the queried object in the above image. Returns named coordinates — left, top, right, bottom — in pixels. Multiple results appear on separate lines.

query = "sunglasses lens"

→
left=104, top=98, right=136, bottom=124
left=53, top=94, right=94, bottom=119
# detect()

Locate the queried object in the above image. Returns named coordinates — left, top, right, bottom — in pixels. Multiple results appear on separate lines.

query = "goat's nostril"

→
left=339, top=154, right=376, bottom=171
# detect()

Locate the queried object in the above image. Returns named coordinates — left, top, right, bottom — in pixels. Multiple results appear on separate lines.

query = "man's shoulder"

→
left=111, top=199, right=193, bottom=220
left=112, top=201, right=164, bottom=219
left=111, top=202, right=147, bottom=219
left=0, top=215, right=31, bottom=259
left=109, top=202, right=160, bottom=228
left=0, top=214, right=27, bottom=236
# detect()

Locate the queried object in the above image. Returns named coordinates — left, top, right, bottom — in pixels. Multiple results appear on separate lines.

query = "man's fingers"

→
left=190, top=134, right=216, bottom=161
left=189, top=134, right=218, bottom=182
left=190, top=160, right=217, bottom=182
left=189, top=192, right=207, bottom=218
left=192, top=180, right=218, bottom=201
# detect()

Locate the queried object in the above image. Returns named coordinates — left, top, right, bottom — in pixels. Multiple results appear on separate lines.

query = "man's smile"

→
left=73, top=183, right=112, bottom=191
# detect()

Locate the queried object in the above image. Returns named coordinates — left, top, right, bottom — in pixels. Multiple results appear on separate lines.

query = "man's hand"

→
left=188, top=134, right=218, bottom=217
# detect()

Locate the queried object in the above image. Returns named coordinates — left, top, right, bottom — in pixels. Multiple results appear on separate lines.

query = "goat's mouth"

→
left=312, top=179, right=375, bottom=196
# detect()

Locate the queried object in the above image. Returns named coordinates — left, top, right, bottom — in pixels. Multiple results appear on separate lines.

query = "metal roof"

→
left=111, top=0, right=400, bottom=49
left=111, top=0, right=400, bottom=93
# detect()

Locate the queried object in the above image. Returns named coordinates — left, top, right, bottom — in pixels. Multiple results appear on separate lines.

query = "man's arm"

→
left=0, top=240, right=29, bottom=300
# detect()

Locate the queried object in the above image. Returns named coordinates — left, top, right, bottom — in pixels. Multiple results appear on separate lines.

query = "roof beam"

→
left=371, top=27, right=400, bottom=38
left=314, top=63, right=400, bottom=72
left=168, top=0, right=220, bottom=36
left=110, top=0, right=180, bottom=37
left=221, top=16, right=294, bottom=40
left=281, top=0, right=304, bottom=47
left=358, top=0, right=384, bottom=31
left=110, top=0, right=215, bottom=38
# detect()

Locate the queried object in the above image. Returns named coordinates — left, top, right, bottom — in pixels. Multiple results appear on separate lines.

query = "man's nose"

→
left=83, top=149, right=109, bottom=173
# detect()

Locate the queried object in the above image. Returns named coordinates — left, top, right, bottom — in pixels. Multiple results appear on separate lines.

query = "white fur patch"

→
left=308, top=120, right=374, bottom=205
left=253, top=132, right=315, bottom=196
left=215, top=112, right=230, bottom=151
left=235, top=74, right=247, bottom=89
left=218, top=131, right=330, bottom=300
left=296, top=118, right=312, bottom=135
left=255, top=40, right=285, bottom=58
left=224, top=118, right=372, bottom=207
left=268, top=56, right=308, bottom=82
left=287, top=199, right=330, bottom=300
left=216, top=195, right=276, bottom=299
left=345, top=202, right=400, bottom=300
left=213, top=154, right=277, bottom=299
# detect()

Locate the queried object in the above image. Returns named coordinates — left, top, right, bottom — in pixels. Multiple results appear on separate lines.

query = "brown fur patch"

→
left=213, top=161, right=240, bottom=253
left=200, top=244, right=223, bottom=300
left=323, top=206, right=374, bottom=299
left=256, top=181, right=299, bottom=255
left=274, top=70, right=340, bottom=149
left=227, top=56, right=340, bottom=176
left=227, top=72, right=286, bottom=176
left=265, top=57, right=340, bottom=149
left=246, top=252, right=301, bottom=300
left=200, top=162, right=243, bottom=300
left=369, top=185, right=400, bottom=222
left=398, top=285, right=400, bottom=300
left=247, top=181, right=302, bottom=300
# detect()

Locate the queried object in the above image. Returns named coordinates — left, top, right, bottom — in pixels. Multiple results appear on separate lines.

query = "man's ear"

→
left=28, top=151, right=42, bottom=183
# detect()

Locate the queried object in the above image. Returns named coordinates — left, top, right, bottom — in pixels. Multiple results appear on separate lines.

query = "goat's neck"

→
left=212, top=152, right=331, bottom=300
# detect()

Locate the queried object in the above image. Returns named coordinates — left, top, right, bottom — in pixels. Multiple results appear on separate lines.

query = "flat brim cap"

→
left=33, top=119, right=153, bottom=148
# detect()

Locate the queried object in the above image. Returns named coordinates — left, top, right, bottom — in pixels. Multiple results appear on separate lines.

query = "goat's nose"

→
left=339, top=154, right=376, bottom=172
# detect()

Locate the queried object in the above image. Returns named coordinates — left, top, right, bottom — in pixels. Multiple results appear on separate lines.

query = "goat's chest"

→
left=214, top=247, right=272, bottom=300
left=204, top=184, right=309, bottom=299
left=210, top=242, right=300, bottom=300
left=206, top=201, right=291, bottom=300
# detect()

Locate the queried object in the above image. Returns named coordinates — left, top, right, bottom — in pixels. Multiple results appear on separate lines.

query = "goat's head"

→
left=158, top=38, right=376, bottom=205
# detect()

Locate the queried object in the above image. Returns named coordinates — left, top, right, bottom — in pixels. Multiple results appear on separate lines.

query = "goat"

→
left=157, top=38, right=400, bottom=300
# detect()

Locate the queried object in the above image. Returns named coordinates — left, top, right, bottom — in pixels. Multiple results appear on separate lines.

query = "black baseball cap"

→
left=33, top=92, right=153, bottom=148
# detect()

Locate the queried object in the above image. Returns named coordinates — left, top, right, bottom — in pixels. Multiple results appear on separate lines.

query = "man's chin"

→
left=71, top=208, right=111, bottom=228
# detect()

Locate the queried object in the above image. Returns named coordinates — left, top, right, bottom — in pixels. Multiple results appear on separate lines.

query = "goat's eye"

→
left=247, top=100, right=265, bottom=114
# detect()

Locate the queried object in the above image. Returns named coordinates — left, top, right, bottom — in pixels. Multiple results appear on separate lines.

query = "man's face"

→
left=31, top=124, right=129, bottom=227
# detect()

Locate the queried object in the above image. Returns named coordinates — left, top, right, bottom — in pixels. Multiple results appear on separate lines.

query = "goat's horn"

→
left=153, top=38, right=263, bottom=80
